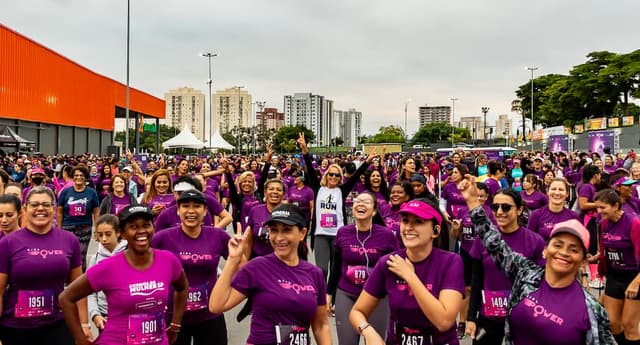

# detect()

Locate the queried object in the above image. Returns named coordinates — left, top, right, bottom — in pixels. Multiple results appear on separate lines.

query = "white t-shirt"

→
left=314, top=187, right=343, bottom=236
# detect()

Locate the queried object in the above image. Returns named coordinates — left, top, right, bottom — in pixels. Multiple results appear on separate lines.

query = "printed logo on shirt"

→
left=129, top=281, right=165, bottom=297
left=396, top=279, right=432, bottom=296
left=67, top=196, right=88, bottom=206
left=348, top=245, right=378, bottom=255
left=522, top=297, right=564, bottom=325
left=602, top=233, right=622, bottom=241
left=26, top=248, right=64, bottom=259
left=277, top=279, right=316, bottom=295
left=178, top=252, right=213, bottom=264
left=319, top=195, right=337, bottom=211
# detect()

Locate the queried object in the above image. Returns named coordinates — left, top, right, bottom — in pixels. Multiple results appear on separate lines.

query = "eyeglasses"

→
left=353, top=198, right=374, bottom=205
left=327, top=173, right=341, bottom=178
left=490, top=203, right=515, bottom=212
left=28, top=202, right=53, bottom=209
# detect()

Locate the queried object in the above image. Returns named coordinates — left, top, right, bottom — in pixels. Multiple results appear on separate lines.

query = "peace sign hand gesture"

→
left=297, top=132, right=308, bottom=155
left=228, top=222, right=250, bottom=260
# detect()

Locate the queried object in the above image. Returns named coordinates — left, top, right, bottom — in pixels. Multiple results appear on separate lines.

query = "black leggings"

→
left=472, top=316, right=505, bottom=345
left=173, top=315, right=228, bottom=345
left=0, top=319, right=74, bottom=345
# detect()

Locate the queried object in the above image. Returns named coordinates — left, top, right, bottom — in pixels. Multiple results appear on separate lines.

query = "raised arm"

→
left=298, top=133, right=320, bottom=194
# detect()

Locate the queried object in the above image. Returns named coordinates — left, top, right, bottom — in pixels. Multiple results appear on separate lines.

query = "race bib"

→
left=128, top=312, right=164, bottom=345
left=482, top=290, right=510, bottom=318
left=114, top=204, right=126, bottom=215
left=276, top=325, right=309, bottom=345
left=461, top=226, right=475, bottom=241
left=257, top=226, right=270, bottom=241
left=346, top=265, right=370, bottom=286
left=605, top=246, right=636, bottom=270
left=186, top=284, right=208, bottom=311
left=69, top=203, right=86, bottom=217
left=319, top=213, right=337, bottom=228
left=15, top=290, right=54, bottom=318
left=393, top=323, right=432, bottom=345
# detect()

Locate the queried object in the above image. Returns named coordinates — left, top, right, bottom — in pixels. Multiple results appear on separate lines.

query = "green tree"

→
left=368, top=125, right=406, bottom=143
left=114, top=124, right=177, bottom=153
left=411, top=122, right=470, bottom=144
left=331, top=137, right=344, bottom=146
left=515, top=74, right=566, bottom=128
left=273, top=125, right=315, bottom=153
left=600, top=49, right=640, bottom=115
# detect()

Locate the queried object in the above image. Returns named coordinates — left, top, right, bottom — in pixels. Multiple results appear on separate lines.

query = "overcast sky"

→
left=3, top=0, right=639, bottom=135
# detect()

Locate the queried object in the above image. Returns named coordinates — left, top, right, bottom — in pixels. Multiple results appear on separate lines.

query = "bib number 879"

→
left=142, top=320, right=157, bottom=334
left=288, top=333, right=308, bottom=345
left=401, top=334, right=424, bottom=345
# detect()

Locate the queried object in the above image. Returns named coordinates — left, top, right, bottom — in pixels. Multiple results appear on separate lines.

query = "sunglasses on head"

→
left=327, top=172, right=341, bottom=178
left=490, top=203, right=515, bottom=212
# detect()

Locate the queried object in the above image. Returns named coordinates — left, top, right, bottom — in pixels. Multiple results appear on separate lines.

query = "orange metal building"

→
left=0, top=24, right=164, bottom=154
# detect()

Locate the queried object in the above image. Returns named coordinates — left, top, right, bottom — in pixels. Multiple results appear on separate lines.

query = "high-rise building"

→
left=256, top=107, right=285, bottom=131
left=214, top=87, right=253, bottom=134
left=334, top=108, right=363, bottom=147
left=284, top=93, right=334, bottom=146
left=418, top=106, right=451, bottom=128
left=496, top=114, right=512, bottom=139
left=163, top=87, right=205, bottom=141
left=459, top=116, right=485, bottom=140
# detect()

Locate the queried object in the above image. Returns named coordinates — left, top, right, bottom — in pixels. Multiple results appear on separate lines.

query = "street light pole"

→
left=233, top=85, right=245, bottom=153
left=527, top=66, right=538, bottom=151
left=124, top=0, right=130, bottom=152
left=481, top=106, right=489, bottom=143
left=450, top=97, right=458, bottom=148
left=200, top=53, right=218, bottom=148
left=403, top=99, right=411, bottom=141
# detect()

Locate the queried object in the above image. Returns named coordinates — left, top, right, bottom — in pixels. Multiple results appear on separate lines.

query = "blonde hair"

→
left=236, top=171, right=257, bottom=194
left=320, top=164, right=343, bottom=187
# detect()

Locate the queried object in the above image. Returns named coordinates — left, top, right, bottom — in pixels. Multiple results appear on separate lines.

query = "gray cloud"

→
left=2, top=0, right=639, bottom=135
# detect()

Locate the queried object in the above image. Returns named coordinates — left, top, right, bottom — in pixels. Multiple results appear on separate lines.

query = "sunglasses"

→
left=327, top=173, right=341, bottom=178
left=490, top=203, right=515, bottom=212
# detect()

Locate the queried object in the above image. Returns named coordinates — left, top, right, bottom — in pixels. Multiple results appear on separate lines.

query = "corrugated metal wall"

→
left=0, top=24, right=164, bottom=131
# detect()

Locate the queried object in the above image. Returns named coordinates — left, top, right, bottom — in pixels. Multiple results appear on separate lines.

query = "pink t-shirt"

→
left=86, top=249, right=183, bottom=345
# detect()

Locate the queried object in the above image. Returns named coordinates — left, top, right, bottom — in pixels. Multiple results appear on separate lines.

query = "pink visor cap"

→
left=549, top=219, right=590, bottom=252
left=399, top=200, right=443, bottom=225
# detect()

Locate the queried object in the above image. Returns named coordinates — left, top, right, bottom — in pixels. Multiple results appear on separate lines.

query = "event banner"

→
left=588, top=130, right=615, bottom=156
left=588, top=117, right=607, bottom=130
left=622, top=116, right=635, bottom=127
left=574, top=124, right=585, bottom=134
left=548, top=135, right=569, bottom=153
left=607, top=117, right=620, bottom=128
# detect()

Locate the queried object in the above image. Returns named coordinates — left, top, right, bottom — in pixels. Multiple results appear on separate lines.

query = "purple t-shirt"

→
left=334, top=224, right=399, bottom=295
left=247, top=204, right=275, bottom=257
left=520, top=190, right=549, bottom=212
left=151, top=226, right=230, bottom=325
left=364, top=249, right=465, bottom=345
left=601, top=212, right=640, bottom=277
left=509, top=280, right=590, bottom=345
left=442, top=182, right=467, bottom=218
left=484, top=178, right=502, bottom=206
left=577, top=184, right=597, bottom=218
left=86, top=250, right=183, bottom=345
left=0, top=228, right=82, bottom=328
left=154, top=204, right=214, bottom=232
left=110, top=194, right=132, bottom=216
left=384, top=210, right=403, bottom=246
left=240, top=196, right=260, bottom=230
left=527, top=207, right=580, bottom=241
left=286, top=185, right=315, bottom=220
left=231, top=254, right=326, bottom=345
left=469, top=227, right=545, bottom=319
left=147, top=194, right=176, bottom=211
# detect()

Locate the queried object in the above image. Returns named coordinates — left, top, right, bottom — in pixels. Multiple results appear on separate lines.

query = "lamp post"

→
left=251, top=100, right=265, bottom=154
left=403, top=99, right=411, bottom=141
left=526, top=66, right=538, bottom=151
left=233, top=86, right=245, bottom=153
left=450, top=97, right=458, bottom=148
left=124, top=0, right=131, bottom=152
left=481, top=106, right=489, bottom=142
left=200, top=52, right=218, bottom=148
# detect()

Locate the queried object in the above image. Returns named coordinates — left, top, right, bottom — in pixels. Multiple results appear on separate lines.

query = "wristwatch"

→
left=358, top=321, right=371, bottom=334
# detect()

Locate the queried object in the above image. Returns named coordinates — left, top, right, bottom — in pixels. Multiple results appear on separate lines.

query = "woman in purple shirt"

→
left=327, top=192, right=399, bottom=344
left=528, top=178, right=580, bottom=241
left=210, top=204, right=332, bottom=345
left=350, top=198, right=465, bottom=345
left=142, top=169, right=174, bottom=217
left=384, top=182, right=414, bottom=242
left=245, top=179, right=286, bottom=258
left=520, top=174, right=548, bottom=212
left=98, top=174, right=138, bottom=216
left=578, top=164, right=601, bottom=258
left=59, top=204, right=188, bottom=345
left=0, top=186, right=86, bottom=344
left=484, top=161, right=506, bottom=207
left=152, top=190, right=231, bottom=345
left=466, top=188, right=546, bottom=344
left=595, top=189, right=640, bottom=345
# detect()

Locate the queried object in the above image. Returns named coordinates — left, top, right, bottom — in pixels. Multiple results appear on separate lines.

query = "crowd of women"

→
left=0, top=142, right=636, bottom=344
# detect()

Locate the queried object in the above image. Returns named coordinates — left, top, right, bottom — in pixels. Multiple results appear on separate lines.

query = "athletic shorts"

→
left=605, top=275, right=640, bottom=300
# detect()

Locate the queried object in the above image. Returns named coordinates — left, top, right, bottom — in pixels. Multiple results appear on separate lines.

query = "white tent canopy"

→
left=208, top=130, right=235, bottom=150
left=162, top=125, right=207, bottom=149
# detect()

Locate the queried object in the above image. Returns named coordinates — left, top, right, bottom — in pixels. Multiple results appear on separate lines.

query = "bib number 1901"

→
left=141, top=319, right=157, bottom=335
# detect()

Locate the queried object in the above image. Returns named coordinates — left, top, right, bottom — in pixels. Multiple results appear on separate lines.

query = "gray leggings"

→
left=335, top=289, right=389, bottom=345
left=314, top=235, right=335, bottom=280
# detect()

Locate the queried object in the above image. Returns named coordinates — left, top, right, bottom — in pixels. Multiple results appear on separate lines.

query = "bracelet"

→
left=358, top=321, right=371, bottom=335
left=167, top=322, right=181, bottom=333
left=81, top=323, right=91, bottom=329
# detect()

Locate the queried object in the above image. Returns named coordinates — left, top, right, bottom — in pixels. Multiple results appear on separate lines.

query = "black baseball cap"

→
left=266, top=203, right=307, bottom=227
left=118, top=205, right=154, bottom=229
left=177, top=189, right=207, bottom=205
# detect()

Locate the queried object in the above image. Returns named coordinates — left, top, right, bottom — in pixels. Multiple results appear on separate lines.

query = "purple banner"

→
left=588, top=130, right=615, bottom=156
left=548, top=135, right=569, bottom=153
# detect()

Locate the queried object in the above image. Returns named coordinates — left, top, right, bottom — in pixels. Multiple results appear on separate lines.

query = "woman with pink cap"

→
left=457, top=174, right=615, bottom=345
left=350, top=198, right=465, bottom=345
